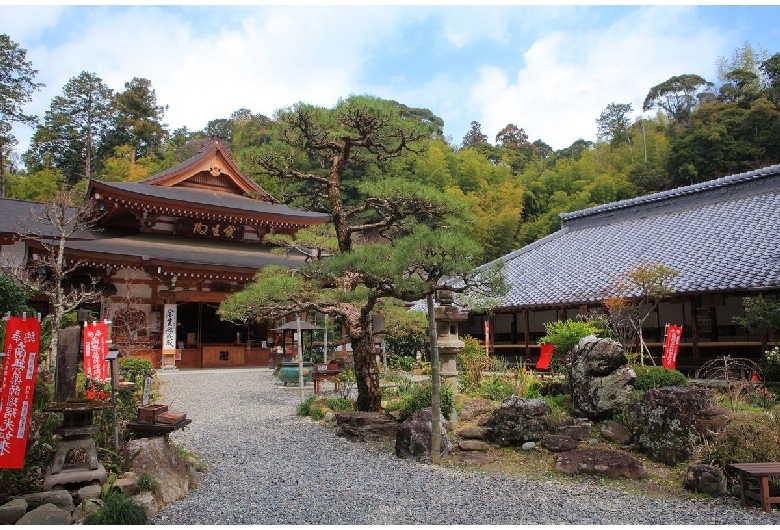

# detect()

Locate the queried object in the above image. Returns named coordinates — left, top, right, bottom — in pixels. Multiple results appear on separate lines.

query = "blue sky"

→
left=2, top=4, right=780, bottom=158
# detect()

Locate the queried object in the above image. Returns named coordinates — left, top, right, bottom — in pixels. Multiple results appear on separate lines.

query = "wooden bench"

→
left=313, top=364, right=342, bottom=393
left=728, top=462, right=780, bottom=513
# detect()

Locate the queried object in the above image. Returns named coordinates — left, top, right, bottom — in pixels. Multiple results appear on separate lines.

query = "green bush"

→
left=702, top=410, right=780, bottom=471
left=391, top=382, right=454, bottom=421
left=538, top=319, right=603, bottom=370
left=119, top=356, right=153, bottom=386
left=388, top=354, right=416, bottom=372
left=632, top=365, right=688, bottom=391
left=325, top=397, right=354, bottom=412
left=477, top=376, right=514, bottom=401
left=457, top=336, right=490, bottom=392
left=297, top=395, right=316, bottom=417
left=84, top=491, right=148, bottom=525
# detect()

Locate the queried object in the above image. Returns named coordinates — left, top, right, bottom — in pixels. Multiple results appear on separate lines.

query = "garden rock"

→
left=15, top=503, right=73, bottom=525
left=16, top=490, right=74, bottom=512
left=627, top=385, right=728, bottom=465
left=554, top=449, right=647, bottom=479
left=395, top=408, right=452, bottom=462
left=114, top=475, right=140, bottom=497
left=485, top=396, right=551, bottom=446
left=458, top=398, right=497, bottom=421
left=566, top=336, right=635, bottom=420
left=459, top=439, right=492, bottom=451
left=457, top=426, right=487, bottom=440
left=134, top=490, right=162, bottom=519
left=335, top=411, right=400, bottom=444
left=0, top=498, right=27, bottom=525
left=684, top=464, right=727, bottom=497
left=76, top=484, right=103, bottom=503
left=556, top=417, right=592, bottom=440
left=600, top=420, right=632, bottom=444
left=521, top=442, right=536, bottom=450
left=124, top=436, right=190, bottom=507
left=542, top=434, right=579, bottom=453
left=73, top=499, right=102, bottom=524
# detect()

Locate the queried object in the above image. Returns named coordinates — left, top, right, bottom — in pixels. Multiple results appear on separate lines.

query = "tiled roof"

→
left=94, top=181, right=329, bottom=223
left=66, top=231, right=307, bottom=270
left=486, top=163, right=780, bottom=310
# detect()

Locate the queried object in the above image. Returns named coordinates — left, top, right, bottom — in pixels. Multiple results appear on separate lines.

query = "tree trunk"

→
left=351, top=327, right=381, bottom=412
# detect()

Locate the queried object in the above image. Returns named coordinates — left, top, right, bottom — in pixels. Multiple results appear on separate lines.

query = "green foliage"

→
left=539, top=319, right=603, bottom=368
left=760, top=347, right=780, bottom=383
left=734, top=295, right=780, bottom=344
left=387, top=381, right=454, bottom=421
left=632, top=365, right=688, bottom=391
left=297, top=395, right=317, bottom=417
left=476, top=376, right=515, bottom=401
left=137, top=472, right=158, bottom=493
left=701, top=410, right=780, bottom=471
left=388, top=354, right=416, bottom=372
left=325, top=397, right=354, bottom=412
left=457, top=336, right=490, bottom=393
left=334, top=369, right=357, bottom=399
left=119, top=356, right=153, bottom=386
left=542, top=393, right=572, bottom=419
left=84, top=490, right=148, bottom=525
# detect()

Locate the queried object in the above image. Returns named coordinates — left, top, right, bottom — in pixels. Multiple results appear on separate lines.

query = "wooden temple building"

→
left=0, top=138, right=329, bottom=369
left=460, top=163, right=780, bottom=375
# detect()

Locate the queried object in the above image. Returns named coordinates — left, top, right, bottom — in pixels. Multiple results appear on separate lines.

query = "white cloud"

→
left=468, top=6, right=728, bottom=150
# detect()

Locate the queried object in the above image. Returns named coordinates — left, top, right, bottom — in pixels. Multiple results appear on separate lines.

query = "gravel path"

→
left=149, top=368, right=780, bottom=525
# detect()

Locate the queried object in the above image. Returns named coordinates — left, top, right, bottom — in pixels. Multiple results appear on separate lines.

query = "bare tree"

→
left=1, top=187, right=101, bottom=384
left=109, top=273, right=158, bottom=359
left=602, top=263, right=679, bottom=365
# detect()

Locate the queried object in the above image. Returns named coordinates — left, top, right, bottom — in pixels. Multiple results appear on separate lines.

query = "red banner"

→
left=0, top=316, right=40, bottom=469
left=662, top=324, right=683, bottom=370
left=83, top=321, right=109, bottom=382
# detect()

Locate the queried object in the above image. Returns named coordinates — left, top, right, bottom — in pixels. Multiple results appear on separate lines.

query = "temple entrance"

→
left=173, top=302, right=271, bottom=368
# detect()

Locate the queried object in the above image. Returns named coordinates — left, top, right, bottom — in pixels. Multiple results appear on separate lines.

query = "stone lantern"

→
left=434, top=290, right=467, bottom=380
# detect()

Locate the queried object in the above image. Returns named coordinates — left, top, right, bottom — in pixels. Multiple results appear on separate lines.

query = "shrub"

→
left=759, top=347, right=780, bottom=383
left=477, top=376, right=514, bottom=401
left=325, top=397, right=354, bottom=412
left=632, top=365, right=688, bottom=391
left=457, top=336, right=490, bottom=392
left=388, top=354, right=416, bottom=372
left=119, top=356, right=153, bottom=386
left=538, top=319, right=603, bottom=370
left=84, top=491, right=148, bottom=525
left=389, top=382, right=454, bottom=421
left=297, top=395, right=316, bottom=417
left=701, top=410, right=780, bottom=471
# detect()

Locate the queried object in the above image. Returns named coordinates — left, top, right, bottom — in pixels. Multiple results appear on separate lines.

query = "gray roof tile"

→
left=486, top=164, right=780, bottom=309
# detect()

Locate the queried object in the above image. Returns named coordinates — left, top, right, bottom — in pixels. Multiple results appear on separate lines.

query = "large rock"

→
left=556, top=417, right=592, bottom=440
left=566, top=336, right=635, bottom=421
left=124, top=436, right=190, bottom=508
left=457, top=398, right=497, bottom=421
left=16, top=490, right=74, bottom=512
left=684, top=464, right=727, bottom=496
left=542, top=434, right=579, bottom=453
left=335, top=411, right=400, bottom=445
left=600, top=420, right=633, bottom=445
left=485, top=397, right=551, bottom=447
left=627, top=385, right=728, bottom=465
left=0, top=498, right=27, bottom=525
left=15, top=503, right=73, bottom=525
left=395, top=408, right=452, bottom=462
left=554, top=449, right=647, bottom=479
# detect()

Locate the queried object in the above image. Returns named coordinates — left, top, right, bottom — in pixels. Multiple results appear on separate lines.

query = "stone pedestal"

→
left=42, top=400, right=112, bottom=490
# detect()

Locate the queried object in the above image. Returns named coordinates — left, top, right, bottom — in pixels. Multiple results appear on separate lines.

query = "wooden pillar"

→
left=689, top=297, right=699, bottom=359
left=523, top=308, right=530, bottom=363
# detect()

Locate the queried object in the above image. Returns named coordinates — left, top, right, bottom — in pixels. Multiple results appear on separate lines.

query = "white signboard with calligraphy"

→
left=163, top=304, right=177, bottom=359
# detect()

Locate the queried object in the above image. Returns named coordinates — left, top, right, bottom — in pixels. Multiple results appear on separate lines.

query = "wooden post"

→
left=426, top=293, right=441, bottom=465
